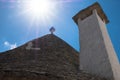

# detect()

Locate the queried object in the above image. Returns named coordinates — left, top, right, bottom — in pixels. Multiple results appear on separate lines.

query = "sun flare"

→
left=20, top=0, right=61, bottom=26
left=23, top=0, right=57, bottom=18
left=27, top=0, right=52, bottom=16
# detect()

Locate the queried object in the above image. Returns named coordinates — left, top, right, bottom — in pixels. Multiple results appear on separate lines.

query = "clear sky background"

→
left=0, top=0, right=120, bottom=61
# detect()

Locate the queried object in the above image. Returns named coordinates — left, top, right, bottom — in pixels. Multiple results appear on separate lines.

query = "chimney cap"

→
left=72, top=2, right=109, bottom=24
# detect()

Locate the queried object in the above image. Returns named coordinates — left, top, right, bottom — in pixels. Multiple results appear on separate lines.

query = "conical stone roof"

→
left=0, top=34, right=79, bottom=80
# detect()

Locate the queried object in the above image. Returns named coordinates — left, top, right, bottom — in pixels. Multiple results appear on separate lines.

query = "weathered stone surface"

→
left=0, top=34, right=79, bottom=80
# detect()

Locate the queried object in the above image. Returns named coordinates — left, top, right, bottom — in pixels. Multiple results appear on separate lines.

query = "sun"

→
left=19, top=0, right=61, bottom=26
left=22, top=0, right=56, bottom=19
left=27, top=0, right=51, bottom=16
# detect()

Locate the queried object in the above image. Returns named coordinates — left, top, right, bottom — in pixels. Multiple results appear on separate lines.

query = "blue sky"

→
left=0, top=0, right=120, bottom=61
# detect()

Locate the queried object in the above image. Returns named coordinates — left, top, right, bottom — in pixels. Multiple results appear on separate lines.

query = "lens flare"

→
left=19, top=0, right=59, bottom=26
left=25, top=0, right=53, bottom=17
